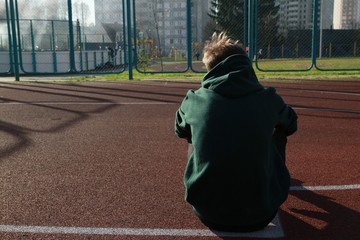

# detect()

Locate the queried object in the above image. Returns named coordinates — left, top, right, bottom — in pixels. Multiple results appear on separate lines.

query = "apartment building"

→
left=136, top=0, right=188, bottom=55
left=277, top=0, right=313, bottom=33
left=333, top=0, right=360, bottom=29
left=277, top=0, right=336, bottom=34
left=320, top=0, right=335, bottom=29
left=277, top=0, right=360, bottom=31
left=94, top=0, right=210, bottom=56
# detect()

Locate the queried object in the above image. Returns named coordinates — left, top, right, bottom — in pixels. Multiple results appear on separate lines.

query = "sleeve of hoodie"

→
left=175, top=91, right=193, bottom=143
left=270, top=87, right=298, bottom=136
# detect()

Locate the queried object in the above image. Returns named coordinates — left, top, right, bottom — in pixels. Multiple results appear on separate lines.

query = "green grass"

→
left=256, top=57, right=360, bottom=70
left=24, top=57, right=360, bottom=82
left=256, top=69, right=360, bottom=81
left=255, top=58, right=360, bottom=81
left=100, top=71, right=203, bottom=81
left=64, top=69, right=360, bottom=83
left=99, top=58, right=360, bottom=82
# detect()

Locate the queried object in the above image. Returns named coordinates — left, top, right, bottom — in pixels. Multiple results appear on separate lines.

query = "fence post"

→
left=14, top=0, right=24, bottom=73
left=354, top=42, right=357, bottom=57
left=85, top=52, right=88, bottom=70
left=187, top=0, right=192, bottom=71
left=126, top=0, right=133, bottom=80
left=94, top=51, right=96, bottom=69
left=51, top=20, right=58, bottom=73
left=8, top=0, right=20, bottom=80
left=85, top=35, right=89, bottom=68
left=122, top=0, right=127, bottom=65
left=30, top=20, right=37, bottom=72
left=77, top=19, right=83, bottom=71
left=67, top=0, right=76, bottom=73
left=248, top=0, right=255, bottom=63
left=101, top=34, right=105, bottom=65
left=311, top=0, right=319, bottom=69
left=132, top=0, right=138, bottom=69
left=5, top=0, right=14, bottom=73
left=252, top=0, right=259, bottom=61
left=243, top=0, right=248, bottom=48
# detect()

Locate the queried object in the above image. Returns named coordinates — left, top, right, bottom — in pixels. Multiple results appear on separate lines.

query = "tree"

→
left=208, top=0, right=245, bottom=40
left=202, top=19, right=218, bottom=41
left=257, top=0, right=280, bottom=47
left=151, top=0, right=164, bottom=71
left=208, top=0, right=280, bottom=47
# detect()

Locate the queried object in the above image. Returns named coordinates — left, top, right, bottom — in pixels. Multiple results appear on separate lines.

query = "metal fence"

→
left=1, top=0, right=360, bottom=80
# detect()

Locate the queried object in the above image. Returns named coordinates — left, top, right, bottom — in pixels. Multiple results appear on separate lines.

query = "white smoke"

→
left=15, top=0, right=94, bottom=25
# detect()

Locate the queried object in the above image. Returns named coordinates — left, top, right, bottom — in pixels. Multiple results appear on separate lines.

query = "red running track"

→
left=0, top=80, right=359, bottom=240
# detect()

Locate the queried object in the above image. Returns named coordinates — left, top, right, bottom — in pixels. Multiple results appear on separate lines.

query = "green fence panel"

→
left=73, top=0, right=126, bottom=74
left=315, top=0, right=360, bottom=71
left=254, top=0, right=313, bottom=71
left=133, top=0, right=189, bottom=73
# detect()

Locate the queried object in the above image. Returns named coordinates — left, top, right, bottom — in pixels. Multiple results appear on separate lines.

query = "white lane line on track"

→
left=281, top=88, right=360, bottom=97
left=294, top=106, right=360, bottom=114
left=0, top=101, right=175, bottom=105
left=0, top=215, right=284, bottom=238
left=290, top=184, right=360, bottom=191
left=1, top=185, right=359, bottom=237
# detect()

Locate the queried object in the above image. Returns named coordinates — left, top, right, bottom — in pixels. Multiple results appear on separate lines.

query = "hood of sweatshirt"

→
left=201, top=54, right=264, bottom=98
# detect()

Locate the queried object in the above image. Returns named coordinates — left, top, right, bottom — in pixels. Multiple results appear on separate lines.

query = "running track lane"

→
left=0, top=80, right=359, bottom=240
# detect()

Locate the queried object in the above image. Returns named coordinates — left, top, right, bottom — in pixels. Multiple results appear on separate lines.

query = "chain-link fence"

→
left=134, top=0, right=189, bottom=73
left=255, top=0, right=360, bottom=71
left=2, top=0, right=360, bottom=78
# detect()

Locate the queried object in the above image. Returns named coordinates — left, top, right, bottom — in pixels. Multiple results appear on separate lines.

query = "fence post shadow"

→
left=0, top=120, right=31, bottom=161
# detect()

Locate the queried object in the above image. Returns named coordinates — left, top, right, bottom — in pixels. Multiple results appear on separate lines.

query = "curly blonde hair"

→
left=202, top=32, right=246, bottom=71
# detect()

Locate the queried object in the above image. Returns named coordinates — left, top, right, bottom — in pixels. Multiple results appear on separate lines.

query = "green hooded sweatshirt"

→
left=175, top=54, right=297, bottom=227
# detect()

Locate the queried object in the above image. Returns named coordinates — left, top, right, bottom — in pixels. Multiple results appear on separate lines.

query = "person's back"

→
left=175, top=32, right=297, bottom=232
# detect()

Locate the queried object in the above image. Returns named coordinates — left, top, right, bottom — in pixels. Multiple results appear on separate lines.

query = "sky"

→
left=73, top=0, right=95, bottom=25
left=11, top=0, right=96, bottom=25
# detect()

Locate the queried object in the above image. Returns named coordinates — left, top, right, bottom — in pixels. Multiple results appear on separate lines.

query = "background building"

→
left=277, top=0, right=335, bottom=34
left=277, top=0, right=315, bottom=34
left=277, top=0, right=359, bottom=32
left=94, top=0, right=210, bottom=56
left=320, top=0, right=335, bottom=29
left=333, top=0, right=360, bottom=29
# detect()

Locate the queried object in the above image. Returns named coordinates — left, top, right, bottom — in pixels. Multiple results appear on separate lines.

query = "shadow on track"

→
left=280, top=179, right=360, bottom=240
left=0, top=83, right=119, bottom=161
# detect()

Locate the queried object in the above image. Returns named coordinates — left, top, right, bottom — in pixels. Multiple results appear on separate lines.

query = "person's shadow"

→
left=279, top=178, right=360, bottom=240
left=215, top=178, right=359, bottom=240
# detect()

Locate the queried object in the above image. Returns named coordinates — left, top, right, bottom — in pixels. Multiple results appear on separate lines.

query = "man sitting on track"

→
left=175, top=32, right=298, bottom=232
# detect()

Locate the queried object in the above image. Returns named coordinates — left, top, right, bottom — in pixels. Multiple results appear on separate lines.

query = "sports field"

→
left=0, top=78, right=359, bottom=239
